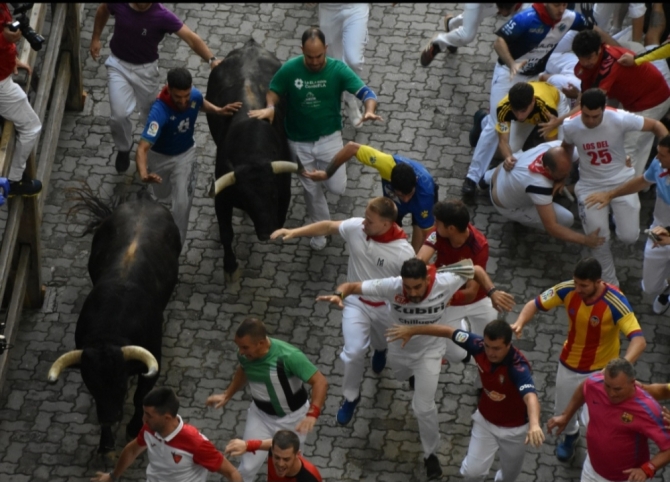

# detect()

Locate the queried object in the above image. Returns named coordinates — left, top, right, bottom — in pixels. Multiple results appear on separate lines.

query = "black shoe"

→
left=409, top=375, right=415, bottom=390
left=469, top=109, right=488, bottom=148
left=443, top=15, right=457, bottom=53
left=478, top=177, right=490, bottom=191
left=420, top=37, right=441, bottom=67
left=461, top=177, right=477, bottom=196
left=424, top=453, right=443, bottom=480
left=115, top=150, right=131, bottom=173
left=8, top=179, right=42, bottom=197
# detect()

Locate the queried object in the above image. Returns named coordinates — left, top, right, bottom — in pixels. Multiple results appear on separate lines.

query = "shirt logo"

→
left=147, top=121, right=159, bottom=137
left=172, top=452, right=182, bottom=463
left=558, top=23, right=567, bottom=32
left=540, top=288, right=554, bottom=303
left=369, top=155, right=376, bottom=165
left=294, top=78, right=304, bottom=90
left=499, top=375, right=505, bottom=385
left=421, top=210, right=428, bottom=219
left=455, top=332, right=469, bottom=343
left=621, top=412, right=633, bottom=423
left=191, top=101, right=196, bottom=109
left=589, top=315, right=600, bottom=326
left=427, top=231, right=436, bottom=244
left=142, top=28, right=147, bottom=36
left=485, top=389, right=506, bottom=402
left=177, top=118, right=190, bottom=133
left=497, top=122, right=509, bottom=133
left=394, top=294, right=408, bottom=305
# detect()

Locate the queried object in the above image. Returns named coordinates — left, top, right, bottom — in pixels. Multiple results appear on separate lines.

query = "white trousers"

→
left=289, top=131, right=347, bottom=225
left=642, top=234, right=670, bottom=297
left=460, top=410, right=529, bottom=482
left=443, top=297, right=498, bottom=363
left=238, top=401, right=309, bottom=482
left=147, top=145, right=198, bottom=246
left=625, top=96, right=670, bottom=176
left=491, top=199, right=574, bottom=232
left=433, top=3, right=498, bottom=49
left=389, top=351, right=443, bottom=458
left=467, top=63, right=535, bottom=182
left=319, top=3, right=368, bottom=108
left=105, top=54, right=160, bottom=152
left=554, top=363, right=593, bottom=436
left=340, top=297, right=389, bottom=401
left=576, top=182, right=640, bottom=286
left=581, top=455, right=618, bottom=482
left=0, top=75, right=42, bottom=181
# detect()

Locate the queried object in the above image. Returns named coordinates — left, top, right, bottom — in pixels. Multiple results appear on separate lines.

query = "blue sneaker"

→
left=336, top=396, right=360, bottom=425
left=556, top=432, right=579, bottom=462
left=372, top=349, right=387, bottom=374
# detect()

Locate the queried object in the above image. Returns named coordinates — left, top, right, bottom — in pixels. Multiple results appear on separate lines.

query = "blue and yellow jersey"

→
left=535, top=280, right=643, bottom=372
left=354, top=145, right=436, bottom=229
left=496, top=81, right=561, bottom=138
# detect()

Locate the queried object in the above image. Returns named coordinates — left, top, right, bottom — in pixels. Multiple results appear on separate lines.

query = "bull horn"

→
left=121, top=346, right=159, bottom=378
left=210, top=172, right=236, bottom=197
left=48, top=350, right=83, bottom=383
left=270, top=161, right=299, bottom=174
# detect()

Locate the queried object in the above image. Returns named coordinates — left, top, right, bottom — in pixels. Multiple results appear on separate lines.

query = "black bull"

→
left=48, top=192, right=181, bottom=455
left=206, top=38, right=298, bottom=283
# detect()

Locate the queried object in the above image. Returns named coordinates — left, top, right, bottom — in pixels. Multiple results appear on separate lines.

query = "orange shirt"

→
left=535, top=281, right=642, bottom=373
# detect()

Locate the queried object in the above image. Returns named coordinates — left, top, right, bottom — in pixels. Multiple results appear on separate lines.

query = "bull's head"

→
left=209, top=161, right=299, bottom=197
left=48, top=345, right=159, bottom=424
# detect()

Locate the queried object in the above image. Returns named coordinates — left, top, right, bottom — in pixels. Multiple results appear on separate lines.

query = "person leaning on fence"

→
left=0, top=2, right=42, bottom=197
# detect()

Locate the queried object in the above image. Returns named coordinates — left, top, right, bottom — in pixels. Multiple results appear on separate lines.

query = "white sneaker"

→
left=310, top=236, right=327, bottom=251
left=346, top=100, right=363, bottom=128
left=653, top=294, right=670, bottom=315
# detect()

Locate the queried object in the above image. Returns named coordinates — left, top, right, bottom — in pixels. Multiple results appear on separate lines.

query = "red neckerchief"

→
left=528, top=153, right=554, bottom=180
left=660, top=170, right=670, bottom=178
left=403, top=265, right=437, bottom=303
left=367, top=223, right=408, bottom=243
left=532, top=3, right=560, bottom=27
left=157, top=85, right=179, bottom=111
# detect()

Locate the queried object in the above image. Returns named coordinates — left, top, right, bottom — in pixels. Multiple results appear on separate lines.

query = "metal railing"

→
left=0, top=3, right=84, bottom=392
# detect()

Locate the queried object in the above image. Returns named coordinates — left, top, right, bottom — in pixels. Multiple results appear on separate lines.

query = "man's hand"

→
left=525, top=425, right=545, bottom=448
left=621, top=468, right=649, bottom=481
left=509, top=60, right=528, bottom=79
left=140, top=172, right=162, bottom=184
left=295, top=415, right=317, bottom=434
left=316, top=294, right=345, bottom=309
left=2, top=26, right=22, bottom=44
left=270, top=228, right=295, bottom=241
left=584, top=228, right=605, bottom=248
left=617, top=52, right=636, bottom=67
left=546, top=414, right=568, bottom=436
left=210, top=58, right=223, bottom=69
left=357, top=111, right=383, bottom=126
left=248, top=107, right=275, bottom=123
left=562, top=84, right=581, bottom=99
left=217, top=102, right=242, bottom=116
left=538, top=114, right=560, bottom=138
left=503, top=155, right=517, bottom=172
left=90, top=472, right=113, bottom=482
left=90, top=38, right=102, bottom=61
left=14, top=59, right=31, bottom=76
left=490, top=290, right=515, bottom=312
left=224, top=439, right=247, bottom=457
left=584, top=191, right=612, bottom=210
left=385, top=324, right=415, bottom=348
left=510, top=320, right=524, bottom=339
left=650, top=226, right=670, bottom=247
left=205, top=393, right=230, bottom=410
left=301, top=169, right=328, bottom=181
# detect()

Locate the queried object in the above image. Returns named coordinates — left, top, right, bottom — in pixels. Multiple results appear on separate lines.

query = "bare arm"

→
left=494, top=37, right=527, bottom=77
left=523, top=392, right=545, bottom=447
left=325, top=142, right=361, bottom=178
left=386, top=323, right=458, bottom=348
left=472, top=265, right=515, bottom=312
left=271, top=220, right=343, bottom=241
left=547, top=380, right=586, bottom=436
left=316, top=281, right=363, bottom=309
left=224, top=438, right=274, bottom=457
left=456, top=280, right=480, bottom=305
left=639, top=383, right=670, bottom=401
left=201, top=99, right=243, bottom=116
left=416, top=245, right=436, bottom=264
left=593, top=25, right=620, bottom=47
left=623, top=335, right=647, bottom=364
left=511, top=299, right=539, bottom=338
left=536, top=203, right=604, bottom=247
left=90, top=3, right=110, bottom=60
left=205, top=365, right=247, bottom=409
left=624, top=448, right=670, bottom=481
left=90, top=439, right=146, bottom=481
left=175, top=25, right=218, bottom=67
left=641, top=118, right=669, bottom=139
left=295, top=370, right=328, bottom=434
left=248, top=90, right=281, bottom=121
left=583, top=175, right=652, bottom=210
left=498, top=130, right=513, bottom=160
left=217, top=457, right=242, bottom=482
left=135, top=139, right=161, bottom=184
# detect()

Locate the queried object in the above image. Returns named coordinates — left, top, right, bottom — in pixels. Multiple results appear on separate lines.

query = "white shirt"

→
left=339, top=218, right=415, bottom=284
left=496, top=141, right=566, bottom=209
left=361, top=269, right=471, bottom=360
left=563, top=108, right=644, bottom=188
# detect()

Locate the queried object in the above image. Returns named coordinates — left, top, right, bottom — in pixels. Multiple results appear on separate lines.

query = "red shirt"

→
left=423, top=223, right=489, bottom=305
left=268, top=451, right=322, bottom=482
left=0, top=4, right=16, bottom=81
left=575, top=45, right=670, bottom=112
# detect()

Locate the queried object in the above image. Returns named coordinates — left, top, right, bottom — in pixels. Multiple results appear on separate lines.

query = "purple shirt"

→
left=584, top=373, right=670, bottom=481
left=107, top=3, right=183, bottom=64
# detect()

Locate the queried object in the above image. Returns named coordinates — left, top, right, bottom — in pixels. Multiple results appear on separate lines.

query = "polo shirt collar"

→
left=154, top=415, right=184, bottom=443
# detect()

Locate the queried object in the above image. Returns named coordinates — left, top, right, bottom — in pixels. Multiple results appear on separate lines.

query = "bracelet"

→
left=306, top=403, right=321, bottom=419
left=267, top=105, right=275, bottom=110
left=108, top=473, right=119, bottom=482
left=486, top=287, right=498, bottom=298
left=640, top=461, right=656, bottom=478
left=208, top=56, right=217, bottom=65
left=246, top=439, right=263, bottom=454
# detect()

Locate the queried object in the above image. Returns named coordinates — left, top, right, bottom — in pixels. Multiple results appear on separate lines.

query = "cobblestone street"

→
left=1, top=3, right=670, bottom=481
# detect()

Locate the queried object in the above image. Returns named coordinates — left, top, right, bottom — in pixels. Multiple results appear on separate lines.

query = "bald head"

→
left=542, top=146, right=572, bottom=182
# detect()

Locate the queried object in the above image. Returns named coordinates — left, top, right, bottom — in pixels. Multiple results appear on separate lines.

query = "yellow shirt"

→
left=635, top=43, right=670, bottom=65
left=496, top=81, right=561, bottom=138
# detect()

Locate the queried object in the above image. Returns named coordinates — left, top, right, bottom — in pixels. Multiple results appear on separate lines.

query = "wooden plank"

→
left=0, top=200, right=24, bottom=311
left=36, top=52, right=71, bottom=217
left=64, top=3, right=84, bottom=111
left=0, top=245, right=29, bottom=397
left=0, top=121, right=16, bottom=177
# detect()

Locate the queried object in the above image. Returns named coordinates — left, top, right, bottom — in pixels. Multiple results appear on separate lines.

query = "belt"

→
left=490, top=164, right=505, bottom=209
left=359, top=297, right=386, bottom=307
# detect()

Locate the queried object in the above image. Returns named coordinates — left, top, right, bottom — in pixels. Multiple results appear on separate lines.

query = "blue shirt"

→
left=381, top=155, right=436, bottom=229
left=644, top=158, right=670, bottom=205
left=497, top=6, right=588, bottom=76
left=142, top=87, right=204, bottom=156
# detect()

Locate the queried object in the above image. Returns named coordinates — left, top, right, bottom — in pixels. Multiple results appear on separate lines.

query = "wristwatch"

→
left=208, top=56, right=217, bottom=66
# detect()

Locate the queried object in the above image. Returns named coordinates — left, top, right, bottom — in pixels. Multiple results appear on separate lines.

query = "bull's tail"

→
left=65, top=183, right=120, bottom=236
